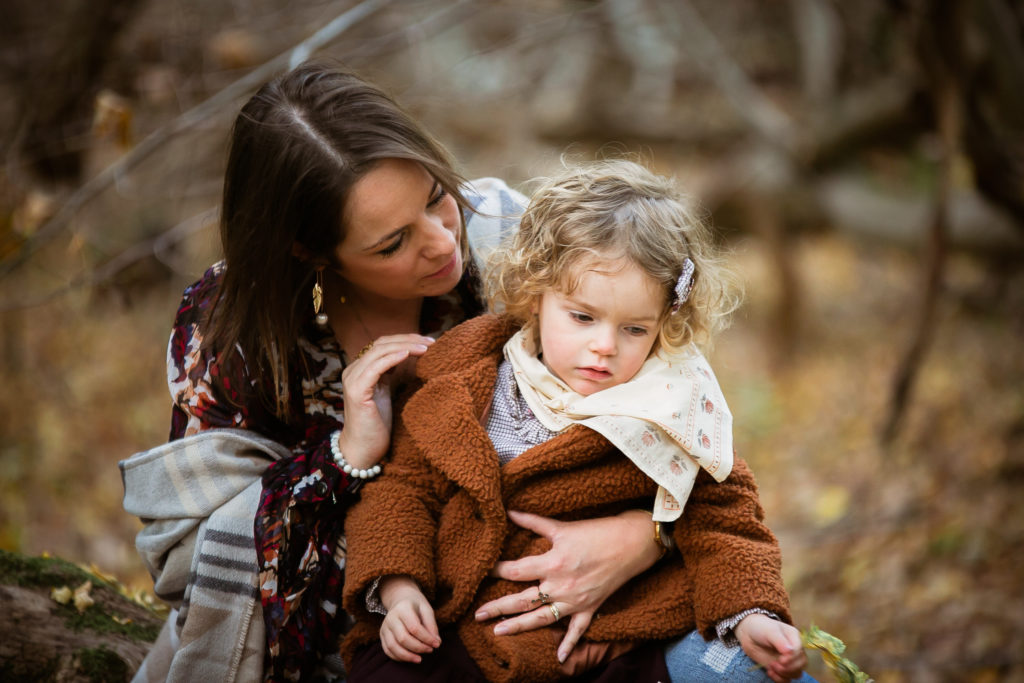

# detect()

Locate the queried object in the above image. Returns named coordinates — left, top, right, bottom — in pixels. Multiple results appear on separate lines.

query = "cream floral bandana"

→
left=504, top=327, right=734, bottom=521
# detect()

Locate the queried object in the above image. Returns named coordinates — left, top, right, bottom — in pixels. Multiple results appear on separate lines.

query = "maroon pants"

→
left=347, top=628, right=670, bottom=682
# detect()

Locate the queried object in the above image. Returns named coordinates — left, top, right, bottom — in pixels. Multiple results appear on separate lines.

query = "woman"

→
left=123, top=62, right=799, bottom=683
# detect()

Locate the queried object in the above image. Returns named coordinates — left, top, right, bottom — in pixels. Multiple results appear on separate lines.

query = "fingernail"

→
left=494, top=624, right=508, bottom=636
left=475, top=610, right=488, bottom=620
left=557, top=650, right=567, bottom=663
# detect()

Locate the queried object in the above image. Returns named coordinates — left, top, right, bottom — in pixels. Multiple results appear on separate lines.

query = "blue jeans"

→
left=665, top=630, right=817, bottom=682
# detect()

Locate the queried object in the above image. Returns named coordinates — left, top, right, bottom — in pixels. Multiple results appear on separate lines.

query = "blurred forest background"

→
left=1, top=0, right=1022, bottom=680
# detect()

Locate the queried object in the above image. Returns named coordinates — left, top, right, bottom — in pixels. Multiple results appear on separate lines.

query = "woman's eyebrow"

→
left=364, top=227, right=406, bottom=251
left=362, top=181, right=439, bottom=251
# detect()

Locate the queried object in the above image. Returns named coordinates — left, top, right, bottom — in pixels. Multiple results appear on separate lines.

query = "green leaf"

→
left=801, top=625, right=873, bottom=683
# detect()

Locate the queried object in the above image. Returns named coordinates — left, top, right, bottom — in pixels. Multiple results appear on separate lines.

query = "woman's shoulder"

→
left=462, top=177, right=526, bottom=206
left=167, top=262, right=227, bottom=391
left=175, top=261, right=225, bottom=323
left=462, top=178, right=527, bottom=269
left=416, top=314, right=520, bottom=382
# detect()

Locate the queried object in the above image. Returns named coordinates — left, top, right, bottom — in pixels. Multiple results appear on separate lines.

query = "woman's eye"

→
left=377, top=235, right=404, bottom=257
left=427, top=183, right=446, bottom=207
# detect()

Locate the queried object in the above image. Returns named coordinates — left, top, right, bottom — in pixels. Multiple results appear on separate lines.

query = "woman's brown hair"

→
left=206, top=62, right=469, bottom=419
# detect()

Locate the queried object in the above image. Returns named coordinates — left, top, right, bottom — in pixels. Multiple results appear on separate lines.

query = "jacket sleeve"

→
left=674, top=456, right=792, bottom=638
left=341, top=425, right=446, bottom=620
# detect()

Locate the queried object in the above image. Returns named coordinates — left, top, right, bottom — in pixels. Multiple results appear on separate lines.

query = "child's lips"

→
left=577, top=366, right=612, bottom=380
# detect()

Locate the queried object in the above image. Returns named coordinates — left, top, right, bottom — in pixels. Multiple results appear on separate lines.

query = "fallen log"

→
left=0, top=549, right=161, bottom=682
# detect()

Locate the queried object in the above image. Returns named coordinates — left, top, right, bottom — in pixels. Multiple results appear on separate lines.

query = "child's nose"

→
left=589, top=327, right=617, bottom=356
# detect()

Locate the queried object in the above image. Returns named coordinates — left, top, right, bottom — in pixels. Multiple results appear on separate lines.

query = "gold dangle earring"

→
left=313, top=269, right=328, bottom=327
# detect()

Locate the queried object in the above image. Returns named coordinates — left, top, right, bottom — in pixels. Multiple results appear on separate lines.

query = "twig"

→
left=0, top=207, right=218, bottom=311
left=654, top=0, right=799, bottom=156
left=0, top=0, right=391, bottom=281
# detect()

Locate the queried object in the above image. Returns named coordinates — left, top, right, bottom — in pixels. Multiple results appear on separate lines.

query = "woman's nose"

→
left=420, top=214, right=456, bottom=258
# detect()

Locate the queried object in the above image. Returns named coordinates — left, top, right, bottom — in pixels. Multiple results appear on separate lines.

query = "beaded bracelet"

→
left=329, top=430, right=382, bottom=479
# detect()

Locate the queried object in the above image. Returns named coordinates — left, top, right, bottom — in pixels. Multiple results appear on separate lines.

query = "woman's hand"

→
left=378, top=575, right=441, bottom=663
left=337, top=334, right=433, bottom=469
left=735, top=614, right=808, bottom=683
left=474, top=509, right=662, bottom=662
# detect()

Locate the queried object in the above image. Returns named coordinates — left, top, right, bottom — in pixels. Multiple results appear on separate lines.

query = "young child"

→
left=341, top=160, right=808, bottom=682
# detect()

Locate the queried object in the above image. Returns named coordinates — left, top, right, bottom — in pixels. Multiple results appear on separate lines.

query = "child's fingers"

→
left=381, top=624, right=434, bottom=660
left=380, top=627, right=424, bottom=663
left=380, top=609, right=439, bottom=662
left=763, top=623, right=802, bottom=657
left=769, top=650, right=808, bottom=681
left=417, top=601, right=442, bottom=645
left=402, top=605, right=441, bottom=648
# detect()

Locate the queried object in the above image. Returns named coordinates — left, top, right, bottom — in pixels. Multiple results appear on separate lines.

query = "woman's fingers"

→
left=489, top=556, right=546, bottom=582
left=556, top=611, right=593, bottom=663
left=492, top=602, right=566, bottom=636
left=506, top=509, right=561, bottom=539
left=343, top=335, right=433, bottom=389
left=355, top=334, right=434, bottom=364
left=474, top=586, right=542, bottom=621
left=337, top=335, right=433, bottom=470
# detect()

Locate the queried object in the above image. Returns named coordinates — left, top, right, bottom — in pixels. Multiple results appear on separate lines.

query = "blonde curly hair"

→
left=485, top=159, right=741, bottom=352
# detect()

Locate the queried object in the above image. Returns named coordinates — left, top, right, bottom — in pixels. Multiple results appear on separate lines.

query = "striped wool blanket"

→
left=120, top=429, right=290, bottom=683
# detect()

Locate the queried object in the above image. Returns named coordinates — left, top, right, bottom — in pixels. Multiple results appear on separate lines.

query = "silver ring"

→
left=531, top=590, right=551, bottom=605
left=549, top=603, right=561, bottom=621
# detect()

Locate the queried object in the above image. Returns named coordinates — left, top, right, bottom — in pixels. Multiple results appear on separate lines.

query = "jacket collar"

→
left=402, top=315, right=615, bottom=511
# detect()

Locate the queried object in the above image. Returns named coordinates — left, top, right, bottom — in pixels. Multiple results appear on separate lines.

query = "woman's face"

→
left=333, top=159, right=462, bottom=302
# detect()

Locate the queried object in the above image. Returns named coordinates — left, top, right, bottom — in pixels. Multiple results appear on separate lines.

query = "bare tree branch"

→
left=882, top=0, right=964, bottom=446
left=0, top=0, right=391, bottom=281
left=655, top=0, right=800, bottom=155
left=0, top=207, right=217, bottom=311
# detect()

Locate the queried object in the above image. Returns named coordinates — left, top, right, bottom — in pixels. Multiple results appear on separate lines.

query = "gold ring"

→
left=355, top=342, right=374, bottom=360
left=548, top=603, right=561, bottom=621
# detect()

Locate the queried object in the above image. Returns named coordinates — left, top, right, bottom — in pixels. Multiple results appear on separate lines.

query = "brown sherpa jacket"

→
left=342, top=314, right=791, bottom=682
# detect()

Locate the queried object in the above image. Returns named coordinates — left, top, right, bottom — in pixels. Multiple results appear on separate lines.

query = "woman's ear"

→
left=291, top=241, right=328, bottom=266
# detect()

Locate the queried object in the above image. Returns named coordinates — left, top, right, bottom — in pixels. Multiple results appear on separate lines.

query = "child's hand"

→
left=735, top=613, right=808, bottom=682
left=378, top=575, right=441, bottom=663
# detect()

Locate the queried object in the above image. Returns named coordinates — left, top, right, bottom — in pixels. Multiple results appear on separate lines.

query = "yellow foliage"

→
left=802, top=625, right=873, bottom=683
left=813, top=486, right=850, bottom=526
left=50, top=585, right=72, bottom=604
left=93, top=89, right=134, bottom=148
left=72, top=580, right=95, bottom=612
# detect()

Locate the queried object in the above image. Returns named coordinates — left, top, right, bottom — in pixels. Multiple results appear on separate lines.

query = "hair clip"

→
left=671, top=258, right=695, bottom=314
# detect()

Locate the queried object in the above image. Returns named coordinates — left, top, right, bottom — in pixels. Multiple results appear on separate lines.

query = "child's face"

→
left=535, top=257, right=664, bottom=396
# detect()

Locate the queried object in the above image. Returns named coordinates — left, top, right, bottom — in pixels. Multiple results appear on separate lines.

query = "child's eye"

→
left=625, top=326, right=648, bottom=336
left=569, top=311, right=593, bottom=323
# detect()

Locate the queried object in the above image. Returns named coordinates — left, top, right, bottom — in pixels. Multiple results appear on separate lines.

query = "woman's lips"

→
left=425, top=254, right=458, bottom=279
